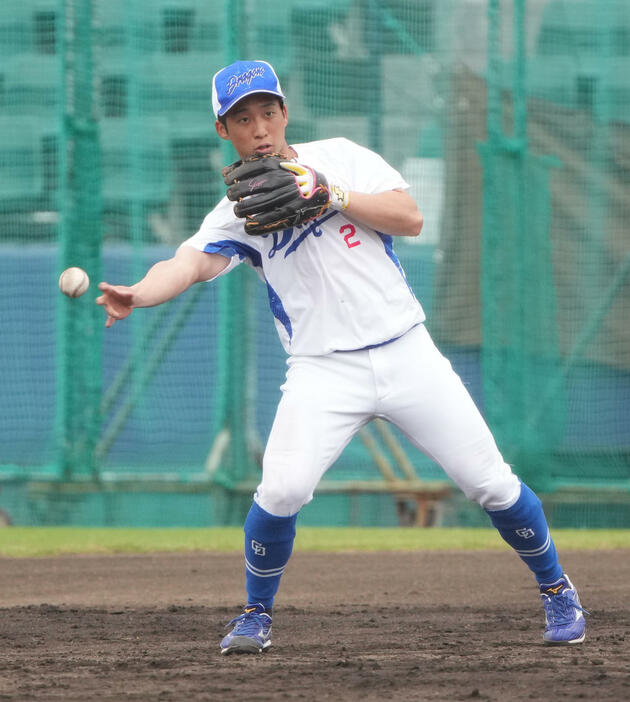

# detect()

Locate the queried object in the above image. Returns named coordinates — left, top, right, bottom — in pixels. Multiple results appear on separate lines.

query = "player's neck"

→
left=283, top=145, right=298, bottom=160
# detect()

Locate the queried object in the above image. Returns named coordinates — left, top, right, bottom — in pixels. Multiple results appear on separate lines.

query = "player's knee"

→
left=255, top=480, right=313, bottom=517
left=462, top=464, right=521, bottom=511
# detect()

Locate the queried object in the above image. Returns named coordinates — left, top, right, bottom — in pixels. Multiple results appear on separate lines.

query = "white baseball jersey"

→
left=181, top=137, right=425, bottom=355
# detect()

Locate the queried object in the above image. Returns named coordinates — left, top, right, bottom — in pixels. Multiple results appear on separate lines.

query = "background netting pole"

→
left=210, top=0, right=258, bottom=522
left=55, top=0, right=103, bottom=481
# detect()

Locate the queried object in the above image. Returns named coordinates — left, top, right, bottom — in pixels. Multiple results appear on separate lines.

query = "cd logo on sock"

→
left=251, top=540, right=267, bottom=556
left=516, top=528, right=535, bottom=539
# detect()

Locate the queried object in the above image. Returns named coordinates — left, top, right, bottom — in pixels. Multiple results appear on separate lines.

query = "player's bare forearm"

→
left=129, top=255, right=206, bottom=307
left=344, top=189, right=423, bottom=237
left=97, top=247, right=228, bottom=327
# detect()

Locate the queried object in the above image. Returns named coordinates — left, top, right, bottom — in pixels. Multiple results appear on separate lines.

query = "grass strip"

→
left=0, top=527, right=629, bottom=558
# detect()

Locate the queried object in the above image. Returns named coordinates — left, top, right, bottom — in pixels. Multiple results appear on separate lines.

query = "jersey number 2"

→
left=340, top=224, right=361, bottom=248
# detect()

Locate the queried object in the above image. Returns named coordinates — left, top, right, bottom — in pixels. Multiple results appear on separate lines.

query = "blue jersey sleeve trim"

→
left=204, top=239, right=263, bottom=268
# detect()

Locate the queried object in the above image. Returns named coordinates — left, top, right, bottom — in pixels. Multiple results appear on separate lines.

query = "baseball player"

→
left=96, top=60, right=588, bottom=654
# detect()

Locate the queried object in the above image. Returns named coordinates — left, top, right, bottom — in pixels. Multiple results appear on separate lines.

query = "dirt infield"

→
left=0, top=550, right=628, bottom=701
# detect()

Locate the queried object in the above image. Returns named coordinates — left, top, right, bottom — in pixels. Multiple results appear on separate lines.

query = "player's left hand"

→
left=223, top=153, right=340, bottom=235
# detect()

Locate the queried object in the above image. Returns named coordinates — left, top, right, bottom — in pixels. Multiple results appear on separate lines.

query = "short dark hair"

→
left=217, top=96, right=285, bottom=129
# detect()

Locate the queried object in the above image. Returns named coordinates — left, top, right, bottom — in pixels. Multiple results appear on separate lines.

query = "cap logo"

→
left=212, top=60, right=284, bottom=117
left=227, top=67, right=266, bottom=96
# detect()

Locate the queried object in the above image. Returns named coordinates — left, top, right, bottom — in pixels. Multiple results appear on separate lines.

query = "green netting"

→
left=1, top=0, right=629, bottom=526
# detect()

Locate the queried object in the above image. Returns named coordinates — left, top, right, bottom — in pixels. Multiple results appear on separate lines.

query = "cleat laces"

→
left=225, top=609, right=269, bottom=637
left=543, top=589, right=589, bottom=626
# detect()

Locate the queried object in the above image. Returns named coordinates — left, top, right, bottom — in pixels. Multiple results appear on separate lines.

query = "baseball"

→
left=59, top=267, right=90, bottom=298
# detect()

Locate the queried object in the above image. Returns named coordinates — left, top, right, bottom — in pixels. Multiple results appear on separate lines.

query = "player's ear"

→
left=215, top=119, right=230, bottom=141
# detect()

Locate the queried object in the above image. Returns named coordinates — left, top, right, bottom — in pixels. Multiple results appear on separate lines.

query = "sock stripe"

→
left=515, top=530, right=551, bottom=558
left=246, top=566, right=286, bottom=578
left=245, top=558, right=286, bottom=578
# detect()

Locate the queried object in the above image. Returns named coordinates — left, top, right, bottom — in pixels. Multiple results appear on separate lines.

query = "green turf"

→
left=0, top=527, right=629, bottom=557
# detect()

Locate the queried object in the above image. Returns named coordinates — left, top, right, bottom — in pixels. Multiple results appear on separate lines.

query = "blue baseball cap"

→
left=211, top=59, right=285, bottom=118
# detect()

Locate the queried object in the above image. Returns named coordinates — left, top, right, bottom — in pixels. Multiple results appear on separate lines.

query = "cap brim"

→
left=217, top=89, right=285, bottom=117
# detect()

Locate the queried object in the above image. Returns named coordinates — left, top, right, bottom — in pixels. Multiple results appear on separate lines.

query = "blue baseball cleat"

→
left=540, top=574, right=588, bottom=645
left=220, top=603, right=272, bottom=655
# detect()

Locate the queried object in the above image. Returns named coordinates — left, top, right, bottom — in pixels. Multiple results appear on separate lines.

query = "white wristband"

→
left=328, top=182, right=350, bottom=211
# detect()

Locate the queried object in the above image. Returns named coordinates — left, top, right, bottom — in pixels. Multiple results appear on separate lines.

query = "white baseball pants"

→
left=256, top=324, right=521, bottom=517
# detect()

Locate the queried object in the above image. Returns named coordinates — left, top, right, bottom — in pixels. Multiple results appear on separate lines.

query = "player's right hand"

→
left=96, top=282, right=134, bottom=327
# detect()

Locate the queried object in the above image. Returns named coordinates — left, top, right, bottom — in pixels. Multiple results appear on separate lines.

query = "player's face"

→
left=216, top=95, right=290, bottom=159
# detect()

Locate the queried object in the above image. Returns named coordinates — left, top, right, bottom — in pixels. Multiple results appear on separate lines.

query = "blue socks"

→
left=486, top=482, right=563, bottom=585
left=244, top=501, right=298, bottom=612
left=244, top=483, right=560, bottom=610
